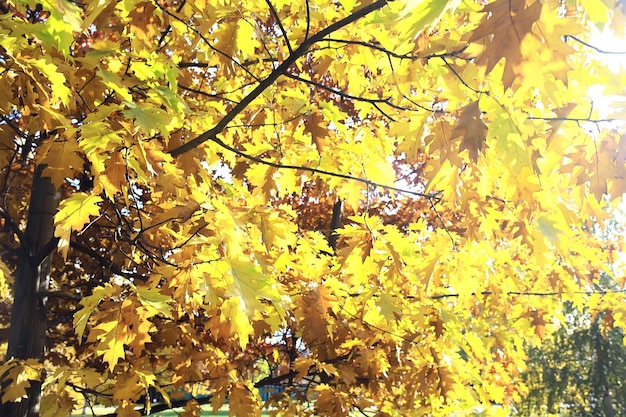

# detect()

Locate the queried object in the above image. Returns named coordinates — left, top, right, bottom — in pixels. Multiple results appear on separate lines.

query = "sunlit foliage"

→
left=1, top=0, right=626, bottom=415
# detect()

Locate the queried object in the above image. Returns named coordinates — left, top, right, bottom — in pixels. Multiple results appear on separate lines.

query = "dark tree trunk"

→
left=328, top=199, right=343, bottom=252
left=2, top=166, right=59, bottom=417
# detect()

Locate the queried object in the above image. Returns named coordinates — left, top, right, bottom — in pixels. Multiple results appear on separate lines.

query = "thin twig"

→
left=565, top=35, right=626, bottom=55
left=440, top=56, right=489, bottom=95
left=70, top=241, right=149, bottom=282
left=429, top=197, right=456, bottom=250
left=186, top=133, right=439, bottom=200
left=527, top=115, right=617, bottom=124
left=154, top=0, right=261, bottom=82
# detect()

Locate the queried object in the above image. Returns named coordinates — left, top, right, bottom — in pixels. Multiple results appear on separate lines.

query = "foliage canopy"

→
left=1, top=0, right=626, bottom=415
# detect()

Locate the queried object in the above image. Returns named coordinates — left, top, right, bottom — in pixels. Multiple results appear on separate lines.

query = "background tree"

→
left=518, top=308, right=626, bottom=417
left=517, top=214, right=626, bottom=417
left=1, top=0, right=626, bottom=416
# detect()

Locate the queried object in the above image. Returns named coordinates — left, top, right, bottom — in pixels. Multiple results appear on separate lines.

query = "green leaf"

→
left=123, top=101, right=170, bottom=135
left=134, top=285, right=173, bottom=318
left=227, top=259, right=284, bottom=317
left=378, top=293, right=401, bottom=323
left=536, top=216, right=563, bottom=243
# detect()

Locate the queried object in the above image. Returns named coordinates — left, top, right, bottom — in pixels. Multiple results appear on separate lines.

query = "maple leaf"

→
left=535, top=216, right=563, bottom=244
left=247, top=165, right=279, bottom=201
left=229, top=382, right=261, bottom=417
left=95, top=152, right=129, bottom=201
left=123, top=101, right=170, bottom=136
left=453, top=101, right=488, bottom=162
left=134, top=285, right=173, bottom=318
left=0, top=359, right=43, bottom=403
left=221, top=297, right=255, bottom=349
left=54, top=193, right=103, bottom=259
left=303, top=112, right=331, bottom=155
left=528, top=308, right=548, bottom=339
left=29, top=57, right=72, bottom=106
left=37, top=135, right=83, bottom=188
left=96, top=323, right=128, bottom=372
left=180, top=399, right=202, bottom=417
left=377, top=293, right=401, bottom=323
left=544, top=103, right=577, bottom=145
left=227, top=258, right=284, bottom=317
left=73, top=284, right=120, bottom=340
left=469, top=0, right=543, bottom=88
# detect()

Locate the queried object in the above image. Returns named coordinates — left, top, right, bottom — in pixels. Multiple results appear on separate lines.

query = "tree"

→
left=517, top=215, right=626, bottom=417
left=0, top=0, right=625, bottom=416
left=518, top=307, right=626, bottom=417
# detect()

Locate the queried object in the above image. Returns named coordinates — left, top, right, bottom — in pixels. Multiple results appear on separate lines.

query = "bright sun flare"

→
left=585, top=28, right=626, bottom=124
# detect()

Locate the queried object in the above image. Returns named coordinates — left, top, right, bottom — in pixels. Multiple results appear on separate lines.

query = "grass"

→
left=72, top=404, right=268, bottom=416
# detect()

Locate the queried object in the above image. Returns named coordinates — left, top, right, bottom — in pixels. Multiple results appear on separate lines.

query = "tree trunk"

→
left=2, top=166, right=59, bottom=417
left=328, top=199, right=342, bottom=252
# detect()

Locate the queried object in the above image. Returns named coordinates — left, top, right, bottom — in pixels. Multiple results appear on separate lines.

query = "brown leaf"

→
left=454, top=101, right=488, bottom=162
left=469, top=0, right=543, bottom=88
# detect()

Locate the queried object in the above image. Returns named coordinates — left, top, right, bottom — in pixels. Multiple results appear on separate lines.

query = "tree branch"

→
left=527, top=115, right=617, bottom=124
left=322, top=39, right=470, bottom=61
left=430, top=289, right=626, bottom=299
left=181, top=133, right=439, bottom=199
left=168, top=0, right=390, bottom=157
left=156, top=0, right=186, bottom=49
left=38, top=290, right=82, bottom=301
left=284, top=72, right=431, bottom=116
left=265, top=0, right=292, bottom=53
left=70, top=241, right=149, bottom=282
left=564, top=35, right=626, bottom=55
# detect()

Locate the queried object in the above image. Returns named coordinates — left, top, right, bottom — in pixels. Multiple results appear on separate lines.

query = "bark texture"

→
left=3, top=166, right=59, bottom=417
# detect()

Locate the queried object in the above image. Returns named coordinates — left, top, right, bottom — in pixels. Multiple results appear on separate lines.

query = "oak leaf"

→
left=469, top=0, right=543, bottom=88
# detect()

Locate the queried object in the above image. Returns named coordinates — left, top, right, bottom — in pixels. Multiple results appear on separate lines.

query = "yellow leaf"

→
left=229, top=382, right=261, bottom=417
left=227, top=258, right=284, bottom=317
left=0, top=359, right=43, bottom=403
left=221, top=297, right=254, bottom=349
left=180, top=399, right=201, bottom=417
left=73, top=284, right=120, bottom=340
left=95, top=152, right=129, bottom=201
left=29, top=58, right=71, bottom=106
left=37, top=135, right=83, bottom=189
left=96, top=326, right=127, bottom=372
left=236, top=19, right=256, bottom=58
left=54, top=193, right=103, bottom=259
